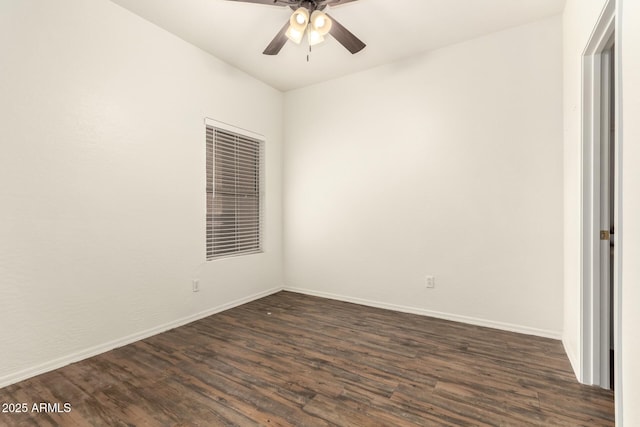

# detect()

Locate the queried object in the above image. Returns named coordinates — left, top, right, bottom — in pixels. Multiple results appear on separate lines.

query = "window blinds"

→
left=206, top=125, right=263, bottom=260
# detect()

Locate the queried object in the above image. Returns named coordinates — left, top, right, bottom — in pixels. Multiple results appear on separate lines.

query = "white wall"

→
left=0, top=0, right=283, bottom=386
left=621, top=0, right=640, bottom=423
left=283, top=16, right=564, bottom=337
left=561, top=0, right=608, bottom=381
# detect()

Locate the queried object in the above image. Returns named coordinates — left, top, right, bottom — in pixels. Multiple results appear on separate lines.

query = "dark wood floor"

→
left=0, top=291, right=614, bottom=426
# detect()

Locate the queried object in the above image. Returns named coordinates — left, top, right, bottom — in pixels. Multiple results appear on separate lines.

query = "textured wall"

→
left=621, top=0, right=640, bottom=423
left=284, top=17, right=564, bottom=337
left=0, top=0, right=283, bottom=386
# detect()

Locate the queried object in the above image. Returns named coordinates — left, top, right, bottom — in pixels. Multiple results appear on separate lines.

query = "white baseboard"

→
left=0, top=286, right=283, bottom=389
left=284, top=286, right=562, bottom=340
left=2, top=285, right=563, bottom=389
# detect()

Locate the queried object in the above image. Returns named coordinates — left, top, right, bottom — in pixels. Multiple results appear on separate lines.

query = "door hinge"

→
left=600, top=230, right=610, bottom=240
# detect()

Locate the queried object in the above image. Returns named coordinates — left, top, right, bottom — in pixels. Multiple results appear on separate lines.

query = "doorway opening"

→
left=580, top=0, right=620, bottom=396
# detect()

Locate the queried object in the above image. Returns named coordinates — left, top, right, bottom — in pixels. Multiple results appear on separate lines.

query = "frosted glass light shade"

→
left=290, top=7, right=310, bottom=32
left=285, top=25, right=303, bottom=44
left=307, top=28, right=324, bottom=46
left=310, top=10, right=332, bottom=36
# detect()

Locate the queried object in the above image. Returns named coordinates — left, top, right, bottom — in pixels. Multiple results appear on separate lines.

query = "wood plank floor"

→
left=0, top=291, right=614, bottom=426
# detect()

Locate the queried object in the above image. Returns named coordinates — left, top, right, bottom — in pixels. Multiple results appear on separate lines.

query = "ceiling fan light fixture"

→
left=290, top=7, right=310, bottom=32
left=244, top=0, right=365, bottom=56
left=285, top=25, right=304, bottom=44
left=310, top=10, right=332, bottom=36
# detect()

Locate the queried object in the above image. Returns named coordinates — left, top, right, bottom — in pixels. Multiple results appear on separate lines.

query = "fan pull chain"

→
left=307, top=45, right=312, bottom=62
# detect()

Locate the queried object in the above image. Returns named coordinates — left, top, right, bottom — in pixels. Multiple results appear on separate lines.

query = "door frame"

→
left=580, top=0, right=622, bottom=408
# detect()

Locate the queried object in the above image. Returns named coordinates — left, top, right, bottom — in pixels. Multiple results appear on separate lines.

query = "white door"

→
left=598, top=45, right=614, bottom=389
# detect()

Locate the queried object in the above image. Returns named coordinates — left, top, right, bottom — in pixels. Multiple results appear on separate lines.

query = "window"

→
left=206, top=121, right=264, bottom=260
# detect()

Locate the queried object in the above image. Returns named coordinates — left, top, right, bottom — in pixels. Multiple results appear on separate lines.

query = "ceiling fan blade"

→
left=326, top=13, right=365, bottom=54
left=263, top=20, right=290, bottom=55
left=321, top=0, right=360, bottom=7
left=225, top=0, right=294, bottom=6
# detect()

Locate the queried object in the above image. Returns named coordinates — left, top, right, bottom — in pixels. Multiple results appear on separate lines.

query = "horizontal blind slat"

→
left=206, top=124, right=263, bottom=261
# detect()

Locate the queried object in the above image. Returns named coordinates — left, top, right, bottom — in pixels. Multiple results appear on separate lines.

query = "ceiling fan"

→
left=225, top=0, right=366, bottom=55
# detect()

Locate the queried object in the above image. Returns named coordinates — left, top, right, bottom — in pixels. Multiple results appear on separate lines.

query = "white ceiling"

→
left=109, top=0, right=566, bottom=92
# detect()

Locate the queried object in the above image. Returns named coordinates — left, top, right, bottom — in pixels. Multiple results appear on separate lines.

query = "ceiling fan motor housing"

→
left=299, top=1, right=319, bottom=11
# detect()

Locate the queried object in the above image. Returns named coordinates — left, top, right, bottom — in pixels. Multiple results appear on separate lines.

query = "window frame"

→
left=205, top=119, right=265, bottom=261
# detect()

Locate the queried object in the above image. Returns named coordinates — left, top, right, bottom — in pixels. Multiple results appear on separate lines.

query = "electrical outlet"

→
left=425, top=275, right=435, bottom=289
left=192, top=279, right=200, bottom=292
